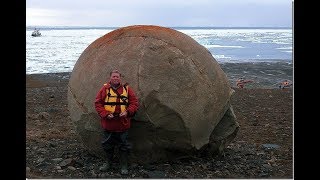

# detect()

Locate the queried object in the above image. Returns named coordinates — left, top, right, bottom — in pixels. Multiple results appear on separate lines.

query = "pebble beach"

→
left=26, top=61, right=293, bottom=178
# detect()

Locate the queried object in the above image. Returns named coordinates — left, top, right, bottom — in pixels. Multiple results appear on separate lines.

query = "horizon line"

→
left=26, top=25, right=292, bottom=29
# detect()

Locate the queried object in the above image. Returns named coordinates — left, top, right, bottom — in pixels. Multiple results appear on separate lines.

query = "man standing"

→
left=94, top=69, right=139, bottom=175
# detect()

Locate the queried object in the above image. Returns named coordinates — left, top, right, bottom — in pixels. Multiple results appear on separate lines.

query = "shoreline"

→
left=220, top=61, right=293, bottom=89
left=26, top=62, right=293, bottom=89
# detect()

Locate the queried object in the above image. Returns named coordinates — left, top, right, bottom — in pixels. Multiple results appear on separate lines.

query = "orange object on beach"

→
left=279, top=80, right=292, bottom=89
left=236, top=78, right=253, bottom=88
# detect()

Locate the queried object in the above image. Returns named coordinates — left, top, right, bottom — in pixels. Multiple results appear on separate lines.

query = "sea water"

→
left=26, top=27, right=292, bottom=74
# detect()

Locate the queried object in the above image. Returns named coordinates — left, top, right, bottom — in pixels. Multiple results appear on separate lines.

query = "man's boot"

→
left=99, top=150, right=113, bottom=172
left=119, top=151, right=128, bottom=175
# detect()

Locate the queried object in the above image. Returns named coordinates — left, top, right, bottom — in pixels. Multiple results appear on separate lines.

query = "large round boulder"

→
left=67, top=25, right=239, bottom=163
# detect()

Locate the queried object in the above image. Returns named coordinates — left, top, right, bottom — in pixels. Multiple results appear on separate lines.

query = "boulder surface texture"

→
left=67, top=25, right=239, bottom=163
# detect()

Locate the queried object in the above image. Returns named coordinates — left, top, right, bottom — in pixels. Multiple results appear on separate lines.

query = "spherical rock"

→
left=67, top=25, right=239, bottom=163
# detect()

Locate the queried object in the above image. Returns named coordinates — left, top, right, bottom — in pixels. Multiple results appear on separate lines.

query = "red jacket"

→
left=94, top=82, right=139, bottom=132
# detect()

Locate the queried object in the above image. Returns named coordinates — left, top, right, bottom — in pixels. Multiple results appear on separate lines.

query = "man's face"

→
left=110, top=72, right=121, bottom=85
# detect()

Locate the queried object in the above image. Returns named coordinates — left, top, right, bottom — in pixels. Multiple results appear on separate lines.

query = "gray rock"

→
left=68, top=25, right=239, bottom=163
left=59, top=158, right=74, bottom=167
left=262, top=144, right=280, bottom=150
left=52, top=158, right=63, bottom=163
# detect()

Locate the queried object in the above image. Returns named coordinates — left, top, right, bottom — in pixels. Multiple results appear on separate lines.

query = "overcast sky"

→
left=26, top=0, right=293, bottom=27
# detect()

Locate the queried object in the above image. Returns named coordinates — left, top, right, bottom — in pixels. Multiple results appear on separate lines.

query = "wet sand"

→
left=220, top=62, right=293, bottom=89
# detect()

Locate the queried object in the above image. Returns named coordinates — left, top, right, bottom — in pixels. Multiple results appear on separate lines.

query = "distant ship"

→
left=31, top=29, right=41, bottom=37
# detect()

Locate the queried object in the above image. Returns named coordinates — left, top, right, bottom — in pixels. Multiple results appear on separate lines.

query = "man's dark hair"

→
left=110, top=69, right=121, bottom=77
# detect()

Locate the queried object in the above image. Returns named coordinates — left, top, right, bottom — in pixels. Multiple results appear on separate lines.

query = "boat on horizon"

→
left=31, top=29, right=41, bottom=37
